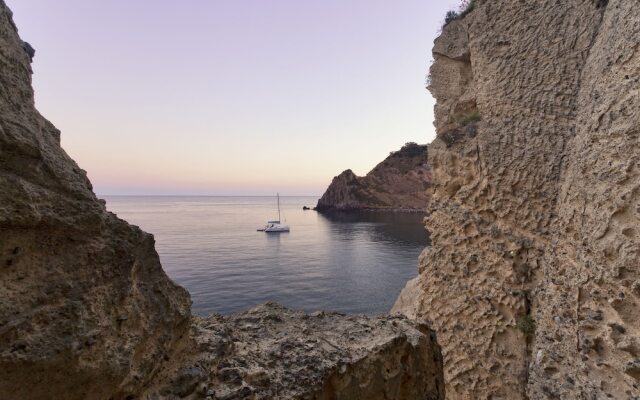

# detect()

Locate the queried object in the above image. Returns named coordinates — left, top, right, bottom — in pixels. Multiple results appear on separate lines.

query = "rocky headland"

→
left=315, top=142, right=431, bottom=211
left=393, top=0, right=640, bottom=398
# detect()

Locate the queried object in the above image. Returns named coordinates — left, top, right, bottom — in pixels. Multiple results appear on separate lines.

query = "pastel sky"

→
left=8, top=0, right=460, bottom=195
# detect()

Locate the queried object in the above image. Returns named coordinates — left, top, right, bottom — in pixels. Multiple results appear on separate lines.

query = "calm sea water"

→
left=104, top=196, right=428, bottom=316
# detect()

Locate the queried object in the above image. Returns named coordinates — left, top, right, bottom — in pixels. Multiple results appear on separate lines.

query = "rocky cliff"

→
left=0, top=2, right=192, bottom=398
left=394, top=0, right=640, bottom=399
left=0, top=2, right=444, bottom=399
left=316, top=142, right=431, bottom=211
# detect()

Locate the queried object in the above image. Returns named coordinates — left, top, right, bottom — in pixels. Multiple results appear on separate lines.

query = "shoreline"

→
left=314, top=207, right=428, bottom=213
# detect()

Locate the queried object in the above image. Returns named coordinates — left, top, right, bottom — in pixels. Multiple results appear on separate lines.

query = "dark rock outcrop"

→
left=316, top=143, right=431, bottom=211
left=21, top=41, right=34, bottom=62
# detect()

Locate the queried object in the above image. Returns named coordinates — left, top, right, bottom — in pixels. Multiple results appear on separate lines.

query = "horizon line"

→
left=98, top=194, right=322, bottom=197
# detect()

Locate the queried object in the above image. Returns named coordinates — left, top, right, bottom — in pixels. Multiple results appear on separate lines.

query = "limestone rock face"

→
left=144, top=303, right=445, bottom=400
left=393, top=1, right=640, bottom=399
left=0, top=2, right=191, bottom=398
left=316, top=143, right=431, bottom=211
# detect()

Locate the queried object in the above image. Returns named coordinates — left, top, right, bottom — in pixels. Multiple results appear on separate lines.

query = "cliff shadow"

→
left=316, top=210, right=431, bottom=246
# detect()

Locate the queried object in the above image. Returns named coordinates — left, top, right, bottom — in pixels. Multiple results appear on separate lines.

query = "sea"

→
left=104, top=196, right=429, bottom=316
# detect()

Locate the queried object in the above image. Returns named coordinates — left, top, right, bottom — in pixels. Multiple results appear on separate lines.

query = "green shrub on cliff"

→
left=459, top=111, right=481, bottom=125
left=459, top=0, right=475, bottom=18
left=516, top=314, right=536, bottom=337
left=399, top=142, right=424, bottom=157
left=443, top=0, right=475, bottom=27
left=444, top=10, right=459, bottom=25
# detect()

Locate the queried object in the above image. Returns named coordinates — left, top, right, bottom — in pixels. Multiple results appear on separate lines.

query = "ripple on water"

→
left=104, top=196, right=429, bottom=315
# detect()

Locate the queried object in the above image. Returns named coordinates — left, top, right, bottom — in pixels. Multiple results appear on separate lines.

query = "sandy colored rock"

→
left=316, top=143, right=431, bottom=211
left=394, top=0, right=640, bottom=399
left=144, top=303, right=445, bottom=400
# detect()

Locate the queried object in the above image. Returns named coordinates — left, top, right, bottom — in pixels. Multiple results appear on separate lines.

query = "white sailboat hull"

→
left=258, top=194, right=290, bottom=233
left=258, top=220, right=281, bottom=231
left=264, top=224, right=290, bottom=232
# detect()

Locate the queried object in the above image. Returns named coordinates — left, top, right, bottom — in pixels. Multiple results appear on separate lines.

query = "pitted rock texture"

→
left=394, top=0, right=640, bottom=399
left=144, top=303, right=444, bottom=400
left=0, top=2, right=192, bottom=399
left=316, top=143, right=431, bottom=211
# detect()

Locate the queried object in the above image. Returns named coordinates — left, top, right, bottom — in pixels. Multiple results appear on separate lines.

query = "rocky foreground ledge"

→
left=144, top=303, right=444, bottom=400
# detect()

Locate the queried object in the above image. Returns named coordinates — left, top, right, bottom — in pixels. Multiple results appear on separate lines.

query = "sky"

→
left=8, top=0, right=461, bottom=195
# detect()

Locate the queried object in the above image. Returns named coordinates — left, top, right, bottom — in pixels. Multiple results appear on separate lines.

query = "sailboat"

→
left=257, top=193, right=290, bottom=232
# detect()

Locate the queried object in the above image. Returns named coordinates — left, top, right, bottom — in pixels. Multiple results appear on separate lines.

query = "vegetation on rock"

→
left=443, top=0, right=475, bottom=27
left=516, top=314, right=536, bottom=337
left=458, top=110, right=481, bottom=125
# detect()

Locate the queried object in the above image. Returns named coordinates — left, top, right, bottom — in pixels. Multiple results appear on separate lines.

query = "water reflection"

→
left=105, top=196, right=429, bottom=315
left=316, top=210, right=430, bottom=246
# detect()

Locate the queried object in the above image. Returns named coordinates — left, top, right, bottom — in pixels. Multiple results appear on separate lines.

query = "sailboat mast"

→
left=277, top=193, right=281, bottom=222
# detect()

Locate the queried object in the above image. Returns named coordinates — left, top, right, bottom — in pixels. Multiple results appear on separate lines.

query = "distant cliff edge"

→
left=315, top=142, right=431, bottom=211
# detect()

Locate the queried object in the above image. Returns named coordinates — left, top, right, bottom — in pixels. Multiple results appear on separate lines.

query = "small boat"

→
left=257, top=193, right=290, bottom=232
left=257, top=220, right=280, bottom=232
left=265, top=222, right=290, bottom=233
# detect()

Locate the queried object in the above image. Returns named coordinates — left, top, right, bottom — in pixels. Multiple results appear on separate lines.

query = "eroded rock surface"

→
left=394, top=1, right=640, bottom=399
left=316, top=143, right=431, bottom=211
left=144, top=303, right=444, bottom=400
